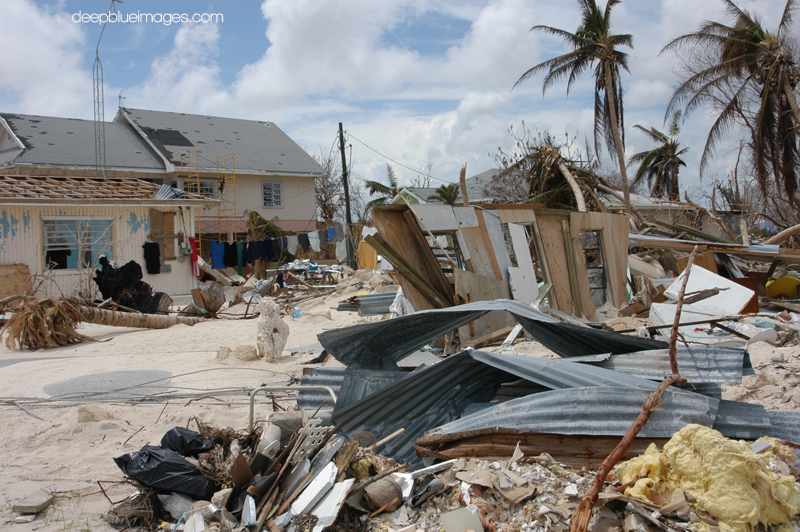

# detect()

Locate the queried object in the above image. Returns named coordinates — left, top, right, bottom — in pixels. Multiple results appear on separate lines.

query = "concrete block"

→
left=13, top=491, right=54, bottom=514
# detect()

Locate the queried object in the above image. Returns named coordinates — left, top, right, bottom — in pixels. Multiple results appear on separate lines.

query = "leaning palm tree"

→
left=662, top=0, right=800, bottom=201
left=629, top=111, right=689, bottom=200
left=427, top=183, right=460, bottom=205
left=365, top=164, right=401, bottom=207
left=514, top=0, right=633, bottom=214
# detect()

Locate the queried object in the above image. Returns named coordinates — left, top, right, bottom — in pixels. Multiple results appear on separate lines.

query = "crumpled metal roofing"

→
left=334, top=353, right=509, bottom=467
left=332, top=350, right=713, bottom=468
left=429, top=386, right=718, bottom=438
left=297, top=367, right=408, bottom=412
left=568, top=345, right=753, bottom=384
left=319, top=299, right=666, bottom=370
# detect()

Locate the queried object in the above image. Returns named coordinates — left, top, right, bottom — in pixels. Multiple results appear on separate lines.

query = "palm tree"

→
left=514, top=0, right=633, bottom=214
left=365, top=164, right=401, bottom=207
left=663, top=0, right=800, bottom=201
left=427, top=183, right=460, bottom=205
left=628, top=111, right=689, bottom=200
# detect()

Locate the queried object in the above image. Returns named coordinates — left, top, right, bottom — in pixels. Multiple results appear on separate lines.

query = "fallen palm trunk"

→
left=2, top=297, right=205, bottom=350
left=70, top=304, right=204, bottom=329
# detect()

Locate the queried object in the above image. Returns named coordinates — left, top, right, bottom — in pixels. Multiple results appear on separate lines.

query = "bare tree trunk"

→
left=764, top=222, right=800, bottom=245
left=604, top=62, right=631, bottom=218
left=459, top=163, right=469, bottom=206
left=70, top=304, right=205, bottom=329
left=556, top=158, right=587, bottom=212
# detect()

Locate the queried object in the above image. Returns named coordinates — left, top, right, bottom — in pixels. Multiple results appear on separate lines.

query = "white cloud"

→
left=626, top=79, right=672, bottom=110
left=0, top=0, right=92, bottom=116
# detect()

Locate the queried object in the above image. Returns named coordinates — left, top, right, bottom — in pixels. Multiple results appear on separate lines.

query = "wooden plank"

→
left=629, top=234, right=800, bottom=261
left=372, top=208, right=442, bottom=311
left=402, top=210, right=455, bottom=304
left=474, top=209, right=503, bottom=281
left=454, top=268, right=515, bottom=344
left=480, top=209, right=512, bottom=282
left=459, top=226, right=496, bottom=279
left=0, top=263, right=30, bottom=298
left=677, top=251, right=717, bottom=274
left=561, top=218, right=585, bottom=319
left=534, top=213, right=573, bottom=315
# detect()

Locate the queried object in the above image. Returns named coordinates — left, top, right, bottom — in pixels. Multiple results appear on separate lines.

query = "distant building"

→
left=391, top=169, right=500, bottom=205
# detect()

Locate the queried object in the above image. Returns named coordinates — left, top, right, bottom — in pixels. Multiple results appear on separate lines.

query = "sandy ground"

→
left=1, top=277, right=798, bottom=531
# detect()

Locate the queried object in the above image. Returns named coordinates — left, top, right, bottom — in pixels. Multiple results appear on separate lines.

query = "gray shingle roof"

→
left=118, top=108, right=325, bottom=176
left=0, top=113, right=165, bottom=170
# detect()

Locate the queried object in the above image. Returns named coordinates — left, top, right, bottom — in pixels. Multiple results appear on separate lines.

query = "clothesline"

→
left=209, top=223, right=351, bottom=271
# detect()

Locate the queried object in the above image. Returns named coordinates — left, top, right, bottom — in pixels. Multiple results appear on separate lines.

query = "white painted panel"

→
left=0, top=204, right=197, bottom=297
left=453, top=207, right=479, bottom=228
left=410, top=204, right=458, bottom=231
left=482, top=210, right=511, bottom=282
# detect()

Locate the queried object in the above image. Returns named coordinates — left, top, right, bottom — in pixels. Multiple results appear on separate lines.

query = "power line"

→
left=346, top=132, right=453, bottom=185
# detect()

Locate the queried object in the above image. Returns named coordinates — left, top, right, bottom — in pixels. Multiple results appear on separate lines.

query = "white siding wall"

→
left=0, top=204, right=197, bottom=297
left=184, top=174, right=317, bottom=221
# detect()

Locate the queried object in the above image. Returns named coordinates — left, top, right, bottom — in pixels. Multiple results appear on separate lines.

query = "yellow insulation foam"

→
left=616, top=424, right=800, bottom=532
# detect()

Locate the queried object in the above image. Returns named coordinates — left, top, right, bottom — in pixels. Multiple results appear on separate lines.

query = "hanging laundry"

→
left=287, top=235, right=299, bottom=255
left=336, top=239, right=347, bottom=261
left=241, top=241, right=249, bottom=264
left=362, top=226, right=378, bottom=238
left=142, top=241, right=161, bottom=274
left=189, top=237, right=200, bottom=277
left=265, top=239, right=276, bottom=260
left=318, top=229, right=329, bottom=248
left=223, top=242, right=238, bottom=268
left=308, top=231, right=320, bottom=252
left=210, top=241, right=225, bottom=270
left=248, top=240, right=261, bottom=262
left=335, top=224, right=345, bottom=242
left=298, top=233, right=310, bottom=253
left=280, top=237, right=288, bottom=254
left=327, top=227, right=336, bottom=243
left=236, top=242, right=244, bottom=276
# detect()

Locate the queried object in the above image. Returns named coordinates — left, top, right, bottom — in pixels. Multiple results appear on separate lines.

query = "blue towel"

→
left=210, top=241, right=225, bottom=269
left=327, top=227, right=336, bottom=243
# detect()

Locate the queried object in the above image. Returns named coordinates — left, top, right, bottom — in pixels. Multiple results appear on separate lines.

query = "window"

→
left=262, top=180, right=283, bottom=207
left=43, top=219, right=113, bottom=270
left=182, top=179, right=217, bottom=199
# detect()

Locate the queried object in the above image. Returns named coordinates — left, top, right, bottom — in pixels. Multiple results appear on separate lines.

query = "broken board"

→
left=454, top=268, right=515, bottom=344
left=0, top=263, right=30, bottom=298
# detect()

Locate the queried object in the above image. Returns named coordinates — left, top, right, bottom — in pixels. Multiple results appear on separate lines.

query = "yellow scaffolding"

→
left=179, top=150, right=238, bottom=261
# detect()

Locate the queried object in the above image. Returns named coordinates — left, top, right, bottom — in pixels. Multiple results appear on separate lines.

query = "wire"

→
left=346, top=132, right=453, bottom=185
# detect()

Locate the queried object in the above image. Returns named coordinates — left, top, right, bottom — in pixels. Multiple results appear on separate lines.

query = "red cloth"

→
left=189, top=237, right=199, bottom=277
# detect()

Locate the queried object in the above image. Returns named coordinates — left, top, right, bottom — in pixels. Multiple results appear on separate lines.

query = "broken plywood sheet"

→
left=372, top=207, right=452, bottom=311
left=533, top=213, right=575, bottom=317
left=628, top=254, right=666, bottom=280
left=459, top=226, right=497, bottom=280
left=454, top=268, right=515, bottom=344
left=677, top=251, right=717, bottom=274
left=490, top=203, right=543, bottom=224
left=0, top=263, right=30, bottom=298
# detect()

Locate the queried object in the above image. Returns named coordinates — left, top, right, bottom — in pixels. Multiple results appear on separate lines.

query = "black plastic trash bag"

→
left=160, top=427, right=214, bottom=457
left=114, top=445, right=218, bottom=500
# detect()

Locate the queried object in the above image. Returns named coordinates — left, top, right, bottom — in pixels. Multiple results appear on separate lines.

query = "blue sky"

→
left=2, top=0, right=796, bottom=199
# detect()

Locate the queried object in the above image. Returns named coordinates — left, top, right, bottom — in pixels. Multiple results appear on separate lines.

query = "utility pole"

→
left=338, top=122, right=354, bottom=267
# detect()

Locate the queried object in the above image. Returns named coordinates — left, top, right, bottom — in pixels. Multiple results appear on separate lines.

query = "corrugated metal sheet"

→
left=318, top=299, right=667, bottom=369
left=569, top=346, right=750, bottom=384
left=0, top=204, right=196, bottom=297
left=298, top=367, right=408, bottom=412
left=429, top=386, right=717, bottom=438
left=710, top=400, right=773, bottom=440
left=764, top=411, right=800, bottom=444
left=334, top=353, right=510, bottom=468
left=298, top=367, right=345, bottom=411
left=335, top=293, right=397, bottom=315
